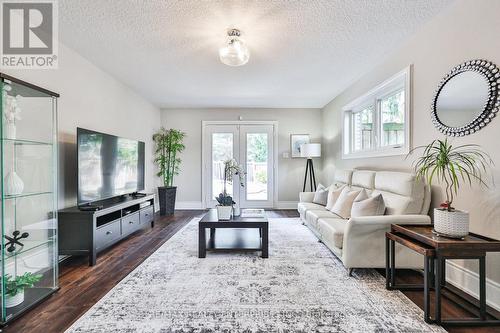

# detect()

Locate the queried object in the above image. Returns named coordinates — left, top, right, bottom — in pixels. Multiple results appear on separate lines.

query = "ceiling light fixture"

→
left=219, top=28, right=250, bottom=67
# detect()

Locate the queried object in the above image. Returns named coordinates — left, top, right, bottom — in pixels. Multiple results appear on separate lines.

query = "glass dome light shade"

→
left=219, top=37, right=250, bottom=66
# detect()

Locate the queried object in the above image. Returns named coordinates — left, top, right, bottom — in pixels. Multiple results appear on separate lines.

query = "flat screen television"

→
left=77, top=128, right=145, bottom=205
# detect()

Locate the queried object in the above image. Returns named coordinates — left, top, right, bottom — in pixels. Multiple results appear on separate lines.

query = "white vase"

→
left=233, top=205, right=241, bottom=217
left=217, top=206, right=232, bottom=220
left=434, top=208, right=469, bottom=238
left=4, top=171, right=24, bottom=196
left=5, top=290, right=24, bottom=308
left=4, top=123, right=16, bottom=139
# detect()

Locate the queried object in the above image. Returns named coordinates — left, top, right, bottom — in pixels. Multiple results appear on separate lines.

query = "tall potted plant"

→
left=153, top=128, right=186, bottom=215
left=216, top=158, right=245, bottom=220
left=409, top=138, right=492, bottom=238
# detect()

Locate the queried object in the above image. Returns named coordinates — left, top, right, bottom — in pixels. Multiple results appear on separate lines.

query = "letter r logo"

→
left=2, top=2, right=53, bottom=54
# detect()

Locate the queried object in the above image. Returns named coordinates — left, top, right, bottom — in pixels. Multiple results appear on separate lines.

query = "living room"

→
left=0, top=0, right=499, bottom=332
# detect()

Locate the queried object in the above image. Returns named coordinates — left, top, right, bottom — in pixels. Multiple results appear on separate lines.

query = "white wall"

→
left=161, top=108, right=322, bottom=208
left=321, top=0, right=500, bottom=309
left=3, top=43, right=161, bottom=209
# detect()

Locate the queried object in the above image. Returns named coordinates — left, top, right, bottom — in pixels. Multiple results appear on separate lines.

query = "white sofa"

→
left=298, top=169, right=431, bottom=271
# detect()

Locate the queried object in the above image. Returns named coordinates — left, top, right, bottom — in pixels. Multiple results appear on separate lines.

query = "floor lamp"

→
left=300, top=143, right=321, bottom=192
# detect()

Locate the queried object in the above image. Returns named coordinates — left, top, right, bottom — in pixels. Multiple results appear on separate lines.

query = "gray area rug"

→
left=66, top=217, right=445, bottom=332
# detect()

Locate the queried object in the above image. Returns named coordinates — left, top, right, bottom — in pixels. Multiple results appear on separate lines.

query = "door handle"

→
left=106, top=231, right=112, bottom=235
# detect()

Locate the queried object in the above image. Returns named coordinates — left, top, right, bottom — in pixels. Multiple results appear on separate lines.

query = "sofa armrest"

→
left=348, top=214, right=431, bottom=226
left=299, top=192, right=315, bottom=203
left=341, top=214, right=431, bottom=269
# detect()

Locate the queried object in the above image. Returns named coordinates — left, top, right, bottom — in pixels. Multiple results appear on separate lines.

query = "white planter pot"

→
left=217, top=206, right=232, bottom=220
left=5, top=290, right=24, bottom=308
left=434, top=208, right=469, bottom=238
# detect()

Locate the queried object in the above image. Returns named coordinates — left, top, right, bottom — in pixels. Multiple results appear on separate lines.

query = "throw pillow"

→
left=312, top=184, right=329, bottom=206
left=325, top=184, right=346, bottom=210
left=351, top=193, right=386, bottom=217
left=330, top=187, right=363, bottom=218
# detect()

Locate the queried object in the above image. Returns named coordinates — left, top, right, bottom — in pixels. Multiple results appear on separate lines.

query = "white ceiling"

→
left=59, top=1, right=453, bottom=109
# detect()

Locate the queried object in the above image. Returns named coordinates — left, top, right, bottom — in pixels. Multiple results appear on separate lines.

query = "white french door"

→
left=203, top=122, right=276, bottom=209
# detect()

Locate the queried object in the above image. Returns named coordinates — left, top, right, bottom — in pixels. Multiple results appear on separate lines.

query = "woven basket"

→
left=434, top=208, right=469, bottom=238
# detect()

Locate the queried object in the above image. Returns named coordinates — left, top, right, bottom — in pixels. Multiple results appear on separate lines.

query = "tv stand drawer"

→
left=121, top=212, right=140, bottom=236
left=96, top=220, right=121, bottom=250
left=140, top=206, right=154, bottom=225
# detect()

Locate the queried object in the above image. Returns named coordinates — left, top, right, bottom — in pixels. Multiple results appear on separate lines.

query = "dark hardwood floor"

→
left=2, top=210, right=497, bottom=333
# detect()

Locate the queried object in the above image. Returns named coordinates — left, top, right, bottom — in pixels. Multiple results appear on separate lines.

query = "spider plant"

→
left=408, top=138, right=493, bottom=212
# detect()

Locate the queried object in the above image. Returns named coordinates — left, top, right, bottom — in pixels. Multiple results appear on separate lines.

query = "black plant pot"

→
left=158, top=186, right=177, bottom=216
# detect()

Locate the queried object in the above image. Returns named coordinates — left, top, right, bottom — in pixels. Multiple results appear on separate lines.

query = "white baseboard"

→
left=446, top=260, right=500, bottom=311
left=175, top=201, right=204, bottom=209
left=276, top=201, right=298, bottom=209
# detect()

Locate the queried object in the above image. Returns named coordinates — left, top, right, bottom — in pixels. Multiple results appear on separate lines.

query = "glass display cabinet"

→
left=0, top=73, right=59, bottom=325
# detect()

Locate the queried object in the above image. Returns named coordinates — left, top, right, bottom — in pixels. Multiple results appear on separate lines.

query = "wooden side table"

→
left=386, top=224, right=500, bottom=327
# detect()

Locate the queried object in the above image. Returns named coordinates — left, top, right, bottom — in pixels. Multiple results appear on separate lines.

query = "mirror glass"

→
left=435, top=71, right=489, bottom=128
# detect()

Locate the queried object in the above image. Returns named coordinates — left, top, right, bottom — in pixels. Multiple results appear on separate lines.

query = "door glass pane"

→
left=212, top=133, right=233, bottom=198
left=353, top=106, right=374, bottom=151
left=246, top=133, right=268, bottom=200
left=381, top=89, right=405, bottom=146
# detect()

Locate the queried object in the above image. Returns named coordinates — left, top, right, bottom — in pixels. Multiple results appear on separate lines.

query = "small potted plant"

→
left=153, top=128, right=186, bottom=216
left=5, top=272, right=42, bottom=308
left=409, top=138, right=492, bottom=238
left=216, top=158, right=245, bottom=220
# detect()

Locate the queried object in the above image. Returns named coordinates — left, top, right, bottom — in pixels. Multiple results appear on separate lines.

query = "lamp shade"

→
left=300, top=143, right=321, bottom=158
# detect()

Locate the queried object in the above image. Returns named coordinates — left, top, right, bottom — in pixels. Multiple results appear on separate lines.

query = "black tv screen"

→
left=77, top=128, right=145, bottom=205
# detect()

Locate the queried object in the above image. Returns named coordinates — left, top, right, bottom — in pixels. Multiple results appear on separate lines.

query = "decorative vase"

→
left=4, top=123, right=16, bottom=139
left=233, top=204, right=241, bottom=217
left=434, top=208, right=469, bottom=238
left=5, top=290, right=24, bottom=308
left=4, top=171, right=24, bottom=196
left=217, top=205, right=232, bottom=221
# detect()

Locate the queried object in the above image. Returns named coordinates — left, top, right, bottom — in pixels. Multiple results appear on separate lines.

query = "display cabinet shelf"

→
left=0, top=73, right=59, bottom=326
left=4, top=191, right=53, bottom=200
left=3, top=236, right=56, bottom=259
left=2, top=138, right=53, bottom=146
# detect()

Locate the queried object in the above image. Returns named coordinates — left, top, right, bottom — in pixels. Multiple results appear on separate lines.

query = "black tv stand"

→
left=58, top=194, right=155, bottom=266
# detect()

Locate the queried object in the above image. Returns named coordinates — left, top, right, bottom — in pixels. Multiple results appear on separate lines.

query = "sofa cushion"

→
left=330, top=187, right=362, bottom=218
left=374, top=172, right=425, bottom=214
left=305, top=210, right=339, bottom=229
left=297, top=202, right=325, bottom=215
left=351, top=170, right=375, bottom=189
left=334, top=169, right=353, bottom=185
left=317, top=218, right=347, bottom=249
left=325, top=184, right=346, bottom=210
left=351, top=193, right=386, bottom=217
left=312, top=184, right=329, bottom=206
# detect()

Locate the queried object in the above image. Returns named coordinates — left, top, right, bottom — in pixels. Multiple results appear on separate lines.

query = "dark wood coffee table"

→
left=198, top=209, right=269, bottom=258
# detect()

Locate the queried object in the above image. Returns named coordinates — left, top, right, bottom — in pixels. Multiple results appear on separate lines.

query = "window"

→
left=343, top=67, right=411, bottom=158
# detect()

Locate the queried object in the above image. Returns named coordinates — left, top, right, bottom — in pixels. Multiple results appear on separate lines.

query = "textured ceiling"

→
left=59, top=0, right=454, bottom=108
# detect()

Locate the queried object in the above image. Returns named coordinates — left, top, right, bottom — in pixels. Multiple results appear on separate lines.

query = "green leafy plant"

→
left=408, top=138, right=493, bottom=211
left=5, top=272, right=42, bottom=297
left=216, top=158, right=246, bottom=206
left=153, top=128, right=186, bottom=187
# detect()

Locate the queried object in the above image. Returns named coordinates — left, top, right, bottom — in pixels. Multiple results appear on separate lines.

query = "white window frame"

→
left=342, top=66, right=412, bottom=159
